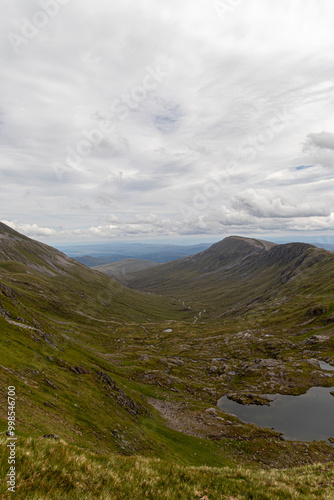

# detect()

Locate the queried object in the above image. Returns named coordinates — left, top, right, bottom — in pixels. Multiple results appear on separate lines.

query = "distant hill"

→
left=312, top=243, right=334, bottom=252
left=57, top=242, right=213, bottom=266
left=126, top=235, right=333, bottom=320
left=75, top=255, right=132, bottom=267
left=93, top=258, right=158, bottom=284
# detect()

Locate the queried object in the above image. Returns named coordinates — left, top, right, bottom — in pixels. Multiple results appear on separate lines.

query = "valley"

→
left=1, top=223, right=334, bottom=498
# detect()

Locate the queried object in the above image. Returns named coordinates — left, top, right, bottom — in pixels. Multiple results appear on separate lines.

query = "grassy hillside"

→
left=126, top=236, right=334, bottom=324
left=0, top=222, right=190, bottom=323
left=1, top=225, right=334, bottom=498
left=1, top=436, right=334, bottom=499
left=0, top=222, right=202, bottom=460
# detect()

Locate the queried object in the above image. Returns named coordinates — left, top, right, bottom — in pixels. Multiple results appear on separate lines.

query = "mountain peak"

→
left=223, top=235, right=277, bottom=250
left=195, top=235, right=276, bottom=267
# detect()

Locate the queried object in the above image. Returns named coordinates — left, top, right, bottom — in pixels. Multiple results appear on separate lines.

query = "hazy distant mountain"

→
left=93, top=258, right=158, bottom=284
left=75, top=255, right=133, bottom=267
left=57, top=242, right=213, bottom=266
left=312, top=243, right=334, bottom=252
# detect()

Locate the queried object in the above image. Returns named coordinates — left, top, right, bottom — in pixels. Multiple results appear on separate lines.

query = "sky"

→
left=1, top=0, right=334, bottom=244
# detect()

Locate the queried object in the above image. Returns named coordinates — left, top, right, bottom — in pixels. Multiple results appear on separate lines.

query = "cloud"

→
left=304, top=131, right=334, bottom=151
left=1, top=1, right=334, bottom=241
left=3, top=221, right=57, bottom=237
left=231, top=189, right=330, bottom=218
left=302, top=131, right=334, bottom=169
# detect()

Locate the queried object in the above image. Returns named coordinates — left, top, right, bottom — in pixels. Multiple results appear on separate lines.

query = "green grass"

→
left=1, top=436, right=334, bottom=499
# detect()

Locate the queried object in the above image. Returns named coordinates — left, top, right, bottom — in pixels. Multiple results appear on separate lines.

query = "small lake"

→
left=217, top=385, right=334, bottom=444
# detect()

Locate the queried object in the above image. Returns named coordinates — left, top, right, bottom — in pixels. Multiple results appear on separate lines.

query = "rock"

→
left=203, top=387, right=218, bottom=396
left=208, top=365, right=225, bottom=375
left=139, top=354, right=150, bottom=361
left=257, top=359, right=282, bottom=368
left=44, top=401, right=57, bottom=408
left=97, top=372, right=119, bottom=391
left=205, top=407, right=217, bottom=416
left=306, top=358, right=320, bottom=367
left=306, top=305, right=328, bottom=317
left=74, top=366, right=91, bottom=374
left=97, top=372, right=146, bottom=416
left=169, top=357, right=184, bottom=366
left=68, top=365, right=90, bottom=374
left=227, top=392, right=271, bottom=406
left=44, top=378, right=57, bottom=389
left=307, top=335, right=329, bottom=345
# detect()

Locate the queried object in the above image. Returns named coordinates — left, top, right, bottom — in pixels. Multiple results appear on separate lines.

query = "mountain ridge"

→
left=125, top=235, right=328, bottom=318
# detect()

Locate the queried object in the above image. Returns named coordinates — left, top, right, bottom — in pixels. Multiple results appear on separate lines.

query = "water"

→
left=217, top=386, right=334, bottom=443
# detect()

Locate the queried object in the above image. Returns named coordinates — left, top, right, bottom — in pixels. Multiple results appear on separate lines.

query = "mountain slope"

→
left=1, top=225, right=334, bottom=473
left=125, top=236, right=331, bottom=320
left=0, top=222, right=203, bottom=461
left=2, top=435, right=334, bottom=499
left=0, top=222, right=187, bottom=323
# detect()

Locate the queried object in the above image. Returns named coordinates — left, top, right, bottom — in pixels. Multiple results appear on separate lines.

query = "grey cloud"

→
left=2, top=1, right=334, bottom=240
left=304, top=131, right=334, bottom=151
left=232, top=189, right=330, bottom=218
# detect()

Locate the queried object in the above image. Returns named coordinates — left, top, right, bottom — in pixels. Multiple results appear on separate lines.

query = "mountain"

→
left=0, top=221, right=199, bottom=459
left=313, top=242, right=334, bottom=252
left=58, top=241, right=213, bottom=266
left=93, top=258, right=158, bottom=285
left=1, top=224, right=334, bottom=485
left=126, top=235, right=333, bottom=321
left=0, top=222, right=185, bottom=322
left=75, top=255, right=130, bottom=267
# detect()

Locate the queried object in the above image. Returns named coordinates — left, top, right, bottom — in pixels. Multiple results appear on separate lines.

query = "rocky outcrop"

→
left=97, top=372, right=147, bottom=417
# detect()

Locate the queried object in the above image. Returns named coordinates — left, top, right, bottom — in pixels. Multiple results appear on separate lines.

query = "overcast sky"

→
left=1, top=0, right=334, bottom=243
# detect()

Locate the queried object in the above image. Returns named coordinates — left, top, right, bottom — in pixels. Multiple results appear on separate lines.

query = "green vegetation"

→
left=1, top=436, right=334, bottom=499
left=1, top=224, right=334, bottom=498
